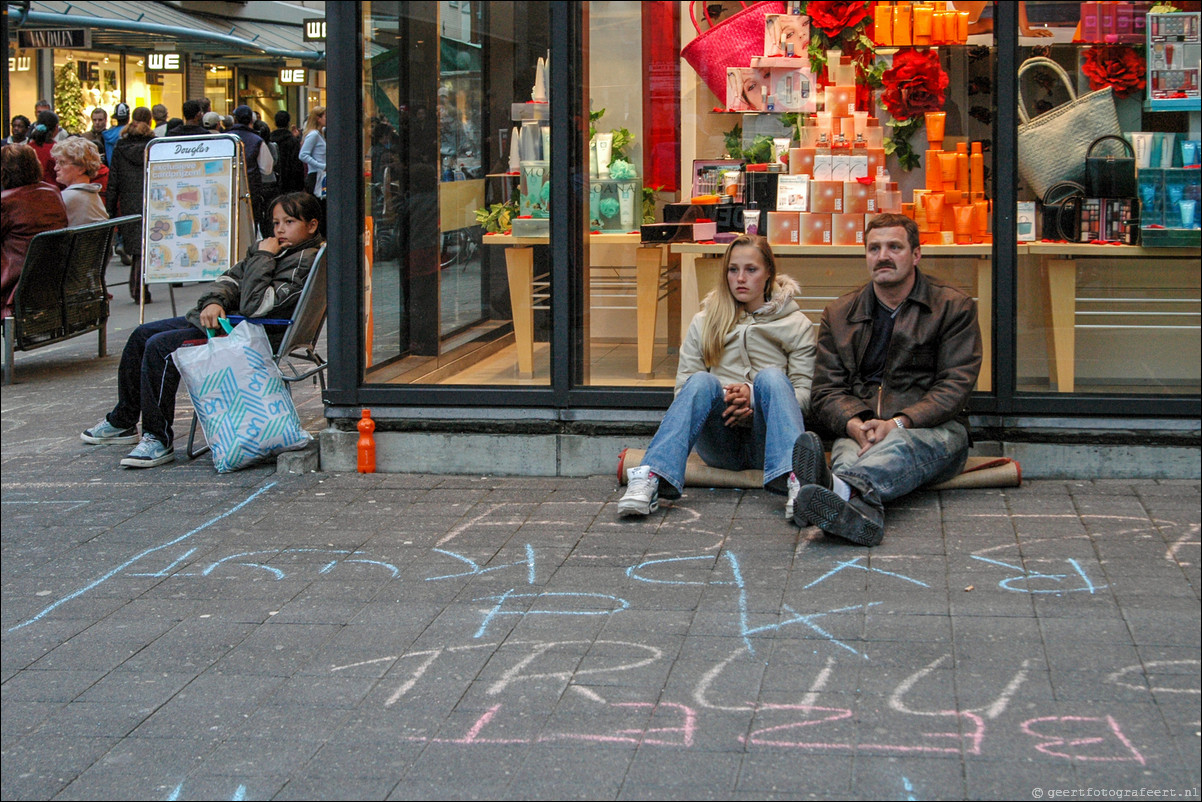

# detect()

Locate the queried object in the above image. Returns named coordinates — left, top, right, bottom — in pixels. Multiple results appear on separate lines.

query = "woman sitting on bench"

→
left=2, top=144, right=68, bottom=318
left=82, top=192, right=324, bottom=468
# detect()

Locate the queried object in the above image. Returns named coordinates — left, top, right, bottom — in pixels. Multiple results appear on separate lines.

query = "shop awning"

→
left=10, top=1, right=325, bottom=64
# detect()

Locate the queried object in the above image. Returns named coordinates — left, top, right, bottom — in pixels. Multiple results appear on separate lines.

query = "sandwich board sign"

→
left=141, top=134, right=254, bottom=289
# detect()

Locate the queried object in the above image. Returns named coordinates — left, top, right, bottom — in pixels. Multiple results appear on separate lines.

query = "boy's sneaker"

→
left=785, top=472, right=803, bottom=522
left=120, top=434, right=175, bottom=468
left=81, top=418, right=140, bottom=445
left=618, top=465, right=660, bottom=517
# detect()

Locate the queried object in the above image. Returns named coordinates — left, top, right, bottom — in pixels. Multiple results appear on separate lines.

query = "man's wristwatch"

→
left=893, top=416, right=907, bottom=430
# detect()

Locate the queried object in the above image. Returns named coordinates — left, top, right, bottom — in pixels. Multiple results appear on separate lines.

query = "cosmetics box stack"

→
left=511, top=57, right=551, bottom=237
left=751, top=54, right=897, bottom=247
left=909, top=124, right=992, bottom=246
left=1079, top=1, right=1152, bottom=44
left=1125, top=132, right=1199, bottom=246
left=1137, top=152, right=1201, bottom=247
left=871, top=1, right=971, bottom=47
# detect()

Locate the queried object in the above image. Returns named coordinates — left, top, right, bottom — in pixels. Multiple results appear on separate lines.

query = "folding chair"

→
left=185, top=245, right=328, bottom=459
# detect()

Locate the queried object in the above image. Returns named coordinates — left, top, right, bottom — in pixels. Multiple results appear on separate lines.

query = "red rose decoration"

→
left=1082, top=45, right=1146, bottom=99
left=880, top=48, right=949, bottom=120
left=805, top=1, right=872, bottom=38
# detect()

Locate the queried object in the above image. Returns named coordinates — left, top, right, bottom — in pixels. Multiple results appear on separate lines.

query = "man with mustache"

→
left=788, top=213, right=981, bottom=545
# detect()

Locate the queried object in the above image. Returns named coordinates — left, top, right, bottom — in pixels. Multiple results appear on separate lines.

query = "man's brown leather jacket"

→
left=811, top=268, right=982, bottom=436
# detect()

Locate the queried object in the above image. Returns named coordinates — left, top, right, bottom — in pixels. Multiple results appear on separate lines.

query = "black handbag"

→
left=1041, top=181, right=1085, bottom=241
left=1085, top=135, right=1137, bottom=199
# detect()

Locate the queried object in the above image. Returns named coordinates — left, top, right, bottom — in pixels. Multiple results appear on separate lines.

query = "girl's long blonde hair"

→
left=698, top=234, right=778, bottom=367
left=303, top=105, right=326, bottom=139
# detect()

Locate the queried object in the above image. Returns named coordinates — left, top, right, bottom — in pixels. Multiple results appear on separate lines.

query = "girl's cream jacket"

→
left=675, top=275, right=817, bottom=414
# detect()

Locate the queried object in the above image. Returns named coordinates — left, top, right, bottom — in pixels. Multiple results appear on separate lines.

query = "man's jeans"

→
left=107, top=316, right=206, bottom=445
left=641, top=368, right=805, bottom=498
left=829, top=420, right=969, bottom=510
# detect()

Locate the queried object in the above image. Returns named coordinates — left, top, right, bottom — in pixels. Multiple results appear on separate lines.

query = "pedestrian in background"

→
left=108, top=119, right=156, bottom=303
left=299, top=106, right=326, bottom=231
left=228, top=105, right=273, bottom=228
left=172, top=100, right=207, bottom=137
left=101, top=102, right=129, bottom=165
left=27, top=112, right=62, bottom=188
left=4, top=115, right=30, bottom=145
left=82, top=107, right=108, bottom=165
left=34, top=100, right=68, bottom=142
left=271, top=111, right=305, bottom=194
left=152, top=104, right=169, bottom=136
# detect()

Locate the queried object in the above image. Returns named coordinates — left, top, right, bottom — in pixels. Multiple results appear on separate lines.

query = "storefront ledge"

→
left=1001, top=442, right=1200, bottom=480
left=319, top=427, right=639, bottom=476
left=318, top=428, right=1199, bottom=480
left=276, top=441, right=321, bottom=474
left=325, top=416, right=661, bottom=438
left=972, top=416, right=1200, bottom=447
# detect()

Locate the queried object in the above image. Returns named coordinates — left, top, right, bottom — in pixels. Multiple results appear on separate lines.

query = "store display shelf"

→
left=671, top=242, right=995, bottom=257
left=484, top=232, right=642, bottom=246
left=1025, top=242, right=1201, bottom=257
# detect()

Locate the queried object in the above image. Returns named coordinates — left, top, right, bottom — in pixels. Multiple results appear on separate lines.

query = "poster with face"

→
left=727, top=67, right=771, bottom=111
left=764, top=14, right=810, bottom=57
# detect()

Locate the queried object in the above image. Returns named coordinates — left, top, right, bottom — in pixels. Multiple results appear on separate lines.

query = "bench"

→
left=1, top=215, right=140, bottom=385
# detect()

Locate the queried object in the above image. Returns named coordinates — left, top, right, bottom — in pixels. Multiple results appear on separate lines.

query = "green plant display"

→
left=53, top=63, right=87, bottom=134
left=591, top=107, right=635, bottom=162
left=475, top=200, right=519, bottom=234
left=724, top=124, right=774, bottom=164
left=642, top=185, right=663, bottom=225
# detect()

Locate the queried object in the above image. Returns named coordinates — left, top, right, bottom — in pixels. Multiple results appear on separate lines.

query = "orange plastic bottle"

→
left=357, top=409, right=376, bottom=473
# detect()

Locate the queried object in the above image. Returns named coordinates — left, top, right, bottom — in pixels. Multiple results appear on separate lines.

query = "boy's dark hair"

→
left=11, top=114, right=30, bottom=127
left=181, top=100, right=201, bottom=122
left=274, top=110, right=291, bottom=129
left=269, top=191, right=323, bottom=226
left=864, top=212, right=920, bottom=251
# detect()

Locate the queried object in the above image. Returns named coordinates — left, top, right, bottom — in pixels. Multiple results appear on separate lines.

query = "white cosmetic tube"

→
left=541, top=125, right=551, bottom=162
left=1160, top=133, right=1177, bottom=168
left=1130, top=132, right=1154, bottom=169
left=618, top=182, right=636, bottom=230
left=509, top=126, right=521, bottom=172
left=595, top=133, right=613, bottom=176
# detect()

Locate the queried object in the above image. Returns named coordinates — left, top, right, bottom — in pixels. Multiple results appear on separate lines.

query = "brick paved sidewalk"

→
left=2, top=260, right=1199, bottom=800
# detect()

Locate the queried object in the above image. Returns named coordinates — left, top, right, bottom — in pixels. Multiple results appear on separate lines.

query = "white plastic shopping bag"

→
left=174, top=320, right=311, bottom=472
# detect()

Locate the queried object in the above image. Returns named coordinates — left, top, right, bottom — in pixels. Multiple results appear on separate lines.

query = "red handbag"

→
left=681, top=1, right=787, bottom=101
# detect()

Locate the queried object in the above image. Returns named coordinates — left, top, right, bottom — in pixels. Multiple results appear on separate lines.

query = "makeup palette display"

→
left=1147, top=11, right=1201, bottom=112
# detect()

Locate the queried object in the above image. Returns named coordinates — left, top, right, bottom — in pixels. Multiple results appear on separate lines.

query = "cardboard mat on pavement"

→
left=617, top=448, right=1022, bottom=490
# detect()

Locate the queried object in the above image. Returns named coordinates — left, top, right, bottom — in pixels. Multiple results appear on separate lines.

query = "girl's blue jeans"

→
left=641, top=368, right=805, bottom=499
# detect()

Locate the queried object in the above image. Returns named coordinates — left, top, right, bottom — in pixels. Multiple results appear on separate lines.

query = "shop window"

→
left=1014, top=5, right=1200, bottom=395
left=362, top=1, right=552, bottom=385
left=206, top=65, right=235, bottom=115
left=52, top=51, right=120, bottom=131
left=129, top=56, right=184, bottom=121
left=238, top=72, right=289, bottom=123
left=6, top=50, right=39, bottom=125
left=665, top=1, right=998, bottom=393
